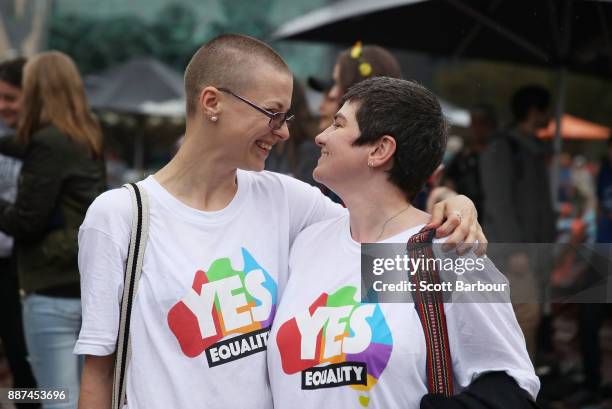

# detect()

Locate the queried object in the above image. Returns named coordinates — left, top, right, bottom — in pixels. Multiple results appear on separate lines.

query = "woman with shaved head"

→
left=76, top=34, right=485, bottom=409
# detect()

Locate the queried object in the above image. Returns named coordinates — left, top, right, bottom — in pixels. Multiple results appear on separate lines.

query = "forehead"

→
left=0, top=80, right=20, bottom=95
left=244, top=64, right=293, bottom=109
left=337, top=100, right=359, bottom=121
left=332, top=64, right=340, bottom=80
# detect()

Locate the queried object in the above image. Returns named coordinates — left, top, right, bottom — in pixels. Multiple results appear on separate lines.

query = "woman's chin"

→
left=312, top=166, right=325, bottom=184
left=313, top=169, right=338, bottom=192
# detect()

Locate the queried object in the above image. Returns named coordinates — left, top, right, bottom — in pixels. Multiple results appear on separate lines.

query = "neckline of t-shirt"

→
left=140, top=170, right=250, bottom=224
left=341, top=215, right=427, bottom=254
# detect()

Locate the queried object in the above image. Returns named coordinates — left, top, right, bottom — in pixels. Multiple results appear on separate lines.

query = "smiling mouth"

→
left=255, top=141, right=273, bottom=151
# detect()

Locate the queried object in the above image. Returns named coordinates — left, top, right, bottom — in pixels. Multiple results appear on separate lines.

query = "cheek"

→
left=0, top=100, right=18, bottom=121
left=228, top=118, right=266, bottom=141
left=9, top=101, right=21, bottom=114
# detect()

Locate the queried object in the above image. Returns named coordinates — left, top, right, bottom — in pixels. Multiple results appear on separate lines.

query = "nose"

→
left=314, top=129, right=327, bottom=147
left=274, top=121, right=290, bottom=141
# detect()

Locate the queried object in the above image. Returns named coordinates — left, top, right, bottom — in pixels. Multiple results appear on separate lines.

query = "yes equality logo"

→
left=167, top=248, right=276, bottom=367
left=277, top=286, right=392, bottom=407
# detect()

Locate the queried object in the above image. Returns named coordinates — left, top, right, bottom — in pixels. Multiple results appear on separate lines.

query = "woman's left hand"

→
left=426, top=194, right=487, bottom=256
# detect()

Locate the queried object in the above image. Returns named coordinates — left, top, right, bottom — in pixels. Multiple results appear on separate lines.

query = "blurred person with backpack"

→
left=480, top=85, right=556, bottom=359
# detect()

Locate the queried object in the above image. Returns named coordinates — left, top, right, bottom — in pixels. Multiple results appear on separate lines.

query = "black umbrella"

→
left=86, top=58, right=185, bottom=115
left=85, top=58, right=186, bottom=170
left=274, top=0, right=612, bottom=78
left=273, top=0, right=612, bottom=194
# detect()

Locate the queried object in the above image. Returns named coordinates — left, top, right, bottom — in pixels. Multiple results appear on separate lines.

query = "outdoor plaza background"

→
left=1, top=1, right=612, bottom=409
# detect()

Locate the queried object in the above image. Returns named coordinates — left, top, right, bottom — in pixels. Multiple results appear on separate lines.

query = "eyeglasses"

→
left=218, top=88, right=294, bottom=131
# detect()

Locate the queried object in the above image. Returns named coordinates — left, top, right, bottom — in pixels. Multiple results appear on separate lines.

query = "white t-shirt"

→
left=268, top=215, right=539, bottom=409
left=74, top=171, right=343, bottom=409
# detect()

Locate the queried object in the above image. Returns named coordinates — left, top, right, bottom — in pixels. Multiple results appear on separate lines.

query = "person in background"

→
left=480, top=85, right=556, bottom=360
left=328, top=42, right=401, bottom=105
left=444, top=104, right=497, bottom=220
left=317, top=88, right=337, bottom=132
left=480, top=86, right=555, bottom=244
left=570, top=138, right=612, bottom=404
left=0, top=57, right=40, bottom=408
left=314, top=42, right=403, bottom=204
left=296, top=79, right=338, bottom=189
left=0, top=51, right=106, bottom=409
left=265, top=78, right=318, bottom=183
left=571, top=156, right=597, bottom=229
left=289, top=80, right=320, bottom=186
left=557, top=152, right=573, bottom=205
left=597, top=138, right=612, bottom=243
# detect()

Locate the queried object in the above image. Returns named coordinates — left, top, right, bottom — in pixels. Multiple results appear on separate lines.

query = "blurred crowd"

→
left=0, top=42, right=611, bottom=409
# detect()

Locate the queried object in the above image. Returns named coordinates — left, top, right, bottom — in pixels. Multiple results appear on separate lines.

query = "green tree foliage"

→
left=149, top=4, right=199, bottom=69
left=49, top=3, right=198, bottom=74
left=207, top=0, right=274, bottom=40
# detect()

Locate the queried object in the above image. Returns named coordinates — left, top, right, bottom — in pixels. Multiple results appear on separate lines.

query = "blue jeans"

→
left=22, top=294, right=83, bottom=409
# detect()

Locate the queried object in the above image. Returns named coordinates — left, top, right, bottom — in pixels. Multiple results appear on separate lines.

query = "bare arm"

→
left=427, top=194, right=487, bottom=256
left=78, top=354, right=114, bottom=409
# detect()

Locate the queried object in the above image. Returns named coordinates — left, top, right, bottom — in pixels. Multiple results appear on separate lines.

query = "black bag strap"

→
left=112, top=183, right=149, bottom=409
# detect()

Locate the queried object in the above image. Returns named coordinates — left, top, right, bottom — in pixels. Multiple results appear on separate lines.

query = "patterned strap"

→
left=112, top=183, right=149, bottom=409
left=407, top=227, right=454, bottom=396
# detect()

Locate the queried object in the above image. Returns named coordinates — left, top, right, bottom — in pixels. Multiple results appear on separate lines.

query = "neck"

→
left=339, top=181, right=430, bottom=243
left=154, top=125, right=239, bottom=211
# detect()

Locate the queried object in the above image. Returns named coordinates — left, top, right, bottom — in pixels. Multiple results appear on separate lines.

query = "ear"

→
left=368, top=135, right=396, bottom=169
left=199, top=86, right=222, bottom=117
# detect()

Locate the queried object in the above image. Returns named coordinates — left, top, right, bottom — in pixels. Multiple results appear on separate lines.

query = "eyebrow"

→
left=334, top=113, right=346, bottom=122
left=265, top=101, right=284, bottom=110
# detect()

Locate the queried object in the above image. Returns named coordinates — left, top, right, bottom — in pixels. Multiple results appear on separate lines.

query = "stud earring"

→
left=368, top=161, right=373, bottom=167
left=210, top=116, right=218, bottom=122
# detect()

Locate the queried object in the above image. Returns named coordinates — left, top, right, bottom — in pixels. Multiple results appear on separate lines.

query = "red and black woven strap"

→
left=407, top=227, right=454, bottom=396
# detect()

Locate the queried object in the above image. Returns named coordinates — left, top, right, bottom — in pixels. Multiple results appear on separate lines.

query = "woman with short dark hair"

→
left=268, top=77, right=539, bottom=409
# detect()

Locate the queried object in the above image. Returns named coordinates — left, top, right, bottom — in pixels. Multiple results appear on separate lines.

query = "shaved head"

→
left=184, top=34, right=290, bottom=117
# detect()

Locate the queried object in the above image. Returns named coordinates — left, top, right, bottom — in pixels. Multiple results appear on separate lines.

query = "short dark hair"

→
left=342, top=77, right=447, bottom=201
left=511, top=85, right=550, bottom=122
left=0, top=57, right=26, bottom=88
left=184, top=34, right=290, bottom=117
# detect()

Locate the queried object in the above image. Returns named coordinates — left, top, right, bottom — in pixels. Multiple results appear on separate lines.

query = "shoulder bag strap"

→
left=407, top=227, right=454, bottom=396
left=112, top=182, right=149, bottom=409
